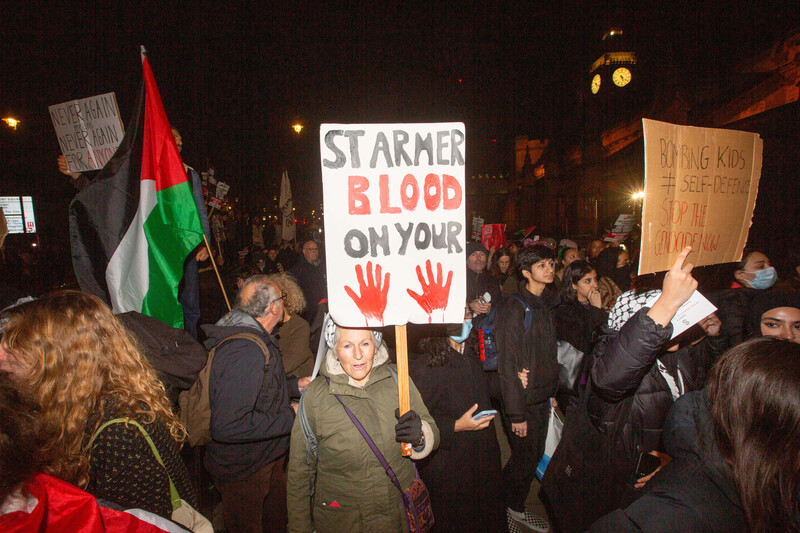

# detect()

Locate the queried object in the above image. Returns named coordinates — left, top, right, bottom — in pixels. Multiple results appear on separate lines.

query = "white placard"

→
left=49, top=92, right=124, bottom=173
left=0, top=197, right=36, bottom=234
left=646, top=290, right=717, bottom=339
left=321, top=123, right=466, bottom=327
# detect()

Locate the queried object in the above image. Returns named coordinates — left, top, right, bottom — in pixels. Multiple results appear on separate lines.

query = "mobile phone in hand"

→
left=472, top=409, right=497, bottom=420
left=635, top=452, right=662, bottom=479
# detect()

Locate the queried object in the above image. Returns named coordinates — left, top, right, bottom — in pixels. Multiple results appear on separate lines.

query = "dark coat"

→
left=495, top=285, right=559, bottom=422
left=410, top=346, right=505, bottom=533
left=202, top=310, right=294, bottom=481
left=716, top=286, right=759, bottom=348
left=588, top=309, right=704, bottom=463
left=291, top=259, right=327, bottom=322
left=589, top=390, right=745, bottom=532
left=554, top=298, right=607, bottom=356
left=466, top=268, right=501, bottom=326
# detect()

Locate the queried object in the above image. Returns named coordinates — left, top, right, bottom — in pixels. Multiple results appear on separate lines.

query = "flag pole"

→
left=203, top=234, right=230, bottom=311
left=395, top=323, right=412, bottom=457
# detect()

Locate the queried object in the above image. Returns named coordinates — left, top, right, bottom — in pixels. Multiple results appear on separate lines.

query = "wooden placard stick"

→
left=203, top=234, right=231, bottom=311
left=395, top=323, right=412, bottom=456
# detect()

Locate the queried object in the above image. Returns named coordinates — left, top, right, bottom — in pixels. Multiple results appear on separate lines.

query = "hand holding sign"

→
left=647, top=246, right=699, bottom=327
left=344, top=261, right=390, bottom=326
left=406, top=260, right=453, bottom=323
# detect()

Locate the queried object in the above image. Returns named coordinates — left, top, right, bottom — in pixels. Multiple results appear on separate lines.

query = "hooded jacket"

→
left=495, top=284, right=560, bottom=422
left=589, top=390, right=745, bottom=532
left=287, top=342, right=439, bottom=533
left=202, top=309, right=294, bottom=481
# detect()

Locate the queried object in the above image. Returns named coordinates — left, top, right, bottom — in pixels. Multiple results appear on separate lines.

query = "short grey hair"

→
left=236, top=275, right=279, bottom=318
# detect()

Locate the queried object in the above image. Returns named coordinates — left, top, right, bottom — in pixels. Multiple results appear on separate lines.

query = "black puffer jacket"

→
left=587, top=309, right=703, bottom=462
left=495, top=286, right=559, bottom=423
left=589, top=390, right=745, bottom=532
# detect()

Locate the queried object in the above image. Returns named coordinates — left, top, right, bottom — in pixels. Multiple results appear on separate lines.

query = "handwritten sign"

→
left=49, top=93, right=124, bottom=173
left=639, top=119, right=763, bottom=275
left=481, top=224, right=506, bottom=250
left=321, top=123, right=466, bottom=327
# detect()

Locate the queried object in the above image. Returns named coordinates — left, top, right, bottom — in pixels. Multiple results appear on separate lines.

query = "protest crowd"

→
left=1, top=61, right=799, bottom=533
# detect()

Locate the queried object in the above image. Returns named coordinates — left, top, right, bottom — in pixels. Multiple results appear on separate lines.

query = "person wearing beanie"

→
left=466, top=240, right=501, bottom=328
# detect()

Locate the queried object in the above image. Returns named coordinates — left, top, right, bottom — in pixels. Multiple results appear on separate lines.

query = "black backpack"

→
left=117, top=311, right=208, bottom=405
left=478, top=293, right=532, bottom=371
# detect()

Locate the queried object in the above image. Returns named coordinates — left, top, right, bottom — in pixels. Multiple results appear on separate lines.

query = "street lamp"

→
left=292, top=123, right=303, bottom=134
left=631, top=191, right=644, bottom=200
left=2, top=117, right=20, bottom=130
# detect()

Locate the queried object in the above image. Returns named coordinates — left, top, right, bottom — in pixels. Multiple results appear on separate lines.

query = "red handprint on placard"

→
left=344, top=261, right=390, bottom=326
left=407, top=260, right=453, bottom=323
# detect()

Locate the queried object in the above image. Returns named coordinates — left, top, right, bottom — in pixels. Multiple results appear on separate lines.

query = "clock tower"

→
left=588, top=29, right=640, bottom=128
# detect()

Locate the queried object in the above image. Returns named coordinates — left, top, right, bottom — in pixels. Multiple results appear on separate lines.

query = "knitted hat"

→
left=466, top=240, right=488, bottom=258
left=608, top=289, right=660, bottom=331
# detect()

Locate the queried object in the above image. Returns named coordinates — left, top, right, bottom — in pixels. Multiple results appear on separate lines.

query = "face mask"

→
left=450, top=319, right=473, bottom=343
left=746, top=266, right=777, bottom=290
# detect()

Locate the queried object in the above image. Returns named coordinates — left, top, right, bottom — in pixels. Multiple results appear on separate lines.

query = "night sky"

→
left=2, top=1, right=798, bottom=234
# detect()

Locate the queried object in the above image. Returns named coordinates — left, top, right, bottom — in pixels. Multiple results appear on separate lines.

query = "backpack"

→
left=478, top=293, right=532, bottom=371
left=117, top=311, right=208, bottom=406
left=178, top=332, right=270, bottom=447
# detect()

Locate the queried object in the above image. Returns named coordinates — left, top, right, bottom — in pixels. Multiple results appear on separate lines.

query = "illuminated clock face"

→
left=613, top=67, right=631, bottom=87
left=591, top=74, right=601, bottom=94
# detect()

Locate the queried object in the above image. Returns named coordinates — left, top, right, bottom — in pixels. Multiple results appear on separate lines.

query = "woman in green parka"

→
left=287, top=323, right=439, bottom=533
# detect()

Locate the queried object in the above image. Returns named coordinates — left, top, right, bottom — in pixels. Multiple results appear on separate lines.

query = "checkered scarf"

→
left=607, top=289, right=660, bottom=331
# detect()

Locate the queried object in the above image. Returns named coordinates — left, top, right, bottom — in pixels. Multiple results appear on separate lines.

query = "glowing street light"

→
left=2, top=117, right=20, bottom=130
left=631, top=191, right=645, bottom=200
left=292, top=123, right=303, bottom=134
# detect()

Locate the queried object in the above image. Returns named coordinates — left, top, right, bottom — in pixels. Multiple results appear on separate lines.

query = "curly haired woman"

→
left=271, top=272, right=314, bottom=394
left=0, top=291, right=196, bottom=520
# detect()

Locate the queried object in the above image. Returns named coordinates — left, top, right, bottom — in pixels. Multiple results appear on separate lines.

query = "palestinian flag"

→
left=69, top=48, right=204, bottom=328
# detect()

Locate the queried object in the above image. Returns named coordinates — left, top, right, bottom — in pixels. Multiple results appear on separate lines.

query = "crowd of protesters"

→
left=1, top=217, right=799, bottom=533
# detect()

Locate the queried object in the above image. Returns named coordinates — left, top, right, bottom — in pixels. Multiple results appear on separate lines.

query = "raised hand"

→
left=648, top=246, right=698, bottom=327
left=344, top=261, right=390, bottom=326
left=407, top=260, right=454, bottom=323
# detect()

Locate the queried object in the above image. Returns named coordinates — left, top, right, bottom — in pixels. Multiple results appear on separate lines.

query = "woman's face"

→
left=588, top=240, right=605, bottom=259
left=336, top=328, right=376, bottom=386
left=760, top=307, right=800, bottom=343
left=737, top=252, right=772, bottom=285
left=616, top=251, right=630, bottom=268
left=562, top=249, right=580, bottom=268
left=526, top=258, right=555, bottom=285
left=497, top=255, right=511, bottom=274
left=573, top=270, right=598, bottom=303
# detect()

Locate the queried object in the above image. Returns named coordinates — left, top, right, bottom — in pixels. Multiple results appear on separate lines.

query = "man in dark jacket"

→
left=203, top=275, right=295, bottom=533
left=466, top=241, right=501, bottom=327
left=495, top=244, right=559, bottom=531
left=290, top=239, right=326, bottom=322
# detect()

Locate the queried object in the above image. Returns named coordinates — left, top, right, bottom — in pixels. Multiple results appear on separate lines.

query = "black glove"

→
left=394, top=408, right=423, bottom=447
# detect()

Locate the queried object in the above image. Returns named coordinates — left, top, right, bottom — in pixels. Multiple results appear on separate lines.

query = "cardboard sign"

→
left=605, top=214, right=635, bottom=243
left=49, top=93, right=124, bottom=173
left=639, top=119, right=763, bottom=275
left=481, top=224, right=506, bottom=250
left=321, top=123, right=466, bottom=327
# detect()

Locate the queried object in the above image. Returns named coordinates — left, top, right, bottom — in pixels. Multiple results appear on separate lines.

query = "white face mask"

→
left=745, top=266, right=777, bottom=290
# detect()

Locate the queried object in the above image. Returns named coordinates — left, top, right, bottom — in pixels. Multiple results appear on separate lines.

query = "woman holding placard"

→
left=287, top=322, right=439, bottom=533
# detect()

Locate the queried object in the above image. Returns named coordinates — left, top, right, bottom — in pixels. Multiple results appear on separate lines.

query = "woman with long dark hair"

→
left=590, top=336, right=800, bottom=532
left=410, top=324, right=505, bottom=532
left=489, top=247, right=518, bottom=296
left=555, top=260, right=607, bottom=356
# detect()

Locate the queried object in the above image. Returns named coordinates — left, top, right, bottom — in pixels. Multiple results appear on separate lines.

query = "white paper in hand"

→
left=646, top=290, right=717, bottom=339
